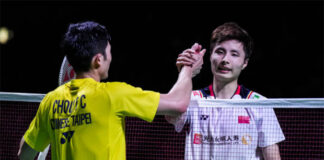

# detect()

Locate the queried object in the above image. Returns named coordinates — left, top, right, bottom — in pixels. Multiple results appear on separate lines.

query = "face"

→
left=210, top=39, right=248, bottom=82
left=99, top=42, right=112, bottom=80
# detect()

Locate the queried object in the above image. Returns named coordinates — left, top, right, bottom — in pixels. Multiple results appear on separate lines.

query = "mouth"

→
left=217, top=66, right=232, bottom=73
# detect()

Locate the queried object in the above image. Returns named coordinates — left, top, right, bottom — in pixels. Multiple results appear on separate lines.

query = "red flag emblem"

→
left=193, top=133, right=202, bottom=144
left=238, top=116, right=250, bottom=124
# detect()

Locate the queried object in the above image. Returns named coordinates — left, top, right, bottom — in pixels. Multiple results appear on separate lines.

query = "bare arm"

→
left=157, top=66, right=193, bottom=116
left=18, top=137, right=38, bottom=160
left=157, top=43, right=205, bottom=116
left=262, top=144, right=281, bottom=160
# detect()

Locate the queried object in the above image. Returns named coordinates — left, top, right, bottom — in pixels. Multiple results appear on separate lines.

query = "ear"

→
left=242, top=58, right=249, bottom=70
left=92, top=53, right=103, bottom=69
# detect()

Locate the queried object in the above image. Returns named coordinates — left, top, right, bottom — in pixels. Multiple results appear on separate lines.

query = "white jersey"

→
left=169, top=85, right=285, bottom=160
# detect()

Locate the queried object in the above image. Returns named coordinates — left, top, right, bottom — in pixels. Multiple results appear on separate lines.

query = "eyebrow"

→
left=230, top=50, right=239, bottom=53
left=215, top=47, right=225, bottom=52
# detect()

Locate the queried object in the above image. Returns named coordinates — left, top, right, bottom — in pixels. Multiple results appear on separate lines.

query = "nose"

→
left=221, top=53, right=230, bottom=65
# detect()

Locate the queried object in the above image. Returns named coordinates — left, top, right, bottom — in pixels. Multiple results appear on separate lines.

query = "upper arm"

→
left=22, top=94, right=51, bottom=152
left=156, top=93, right=189, bottom=116
left=109, top=82, right=160, bottom=122
left=262, top=144, right=281, bottom=160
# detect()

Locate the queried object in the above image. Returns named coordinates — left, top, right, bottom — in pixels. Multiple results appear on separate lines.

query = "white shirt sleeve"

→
left=256, top=108, right=285, bottom=147
left=164, top=108, right=189, bottom=133
left=164, top=98, right=201, bottom=132
left=250, top=92, right=285, bottom=147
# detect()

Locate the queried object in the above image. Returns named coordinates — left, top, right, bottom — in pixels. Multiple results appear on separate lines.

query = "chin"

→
left=215, top=74, right=233, bottom=81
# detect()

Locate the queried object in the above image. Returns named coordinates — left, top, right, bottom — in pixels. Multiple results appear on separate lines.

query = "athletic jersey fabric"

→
left=24, top=78, right=160, bottom=160
left=172, top=84, right=285, bottom=160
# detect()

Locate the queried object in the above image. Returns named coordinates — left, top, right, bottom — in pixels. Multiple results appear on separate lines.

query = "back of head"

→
left=61, top=21, right=111, bottom=73
left=210, top=22, right=253, bottom=59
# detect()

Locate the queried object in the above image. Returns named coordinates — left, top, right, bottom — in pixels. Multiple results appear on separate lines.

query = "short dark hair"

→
left=61, top=21, right=111, bottom=73
left=210, top=22, right=253, bottom=59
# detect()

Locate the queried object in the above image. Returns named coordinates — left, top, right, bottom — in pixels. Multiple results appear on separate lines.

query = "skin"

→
left=210, top=39, right=248, bottom=99
left=18, top=42, right=205, bottom=160
left=176, top=39, right=281, bottom=160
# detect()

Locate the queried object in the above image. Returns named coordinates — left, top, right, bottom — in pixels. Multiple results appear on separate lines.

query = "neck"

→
left=212, top=77, right=238, bottom=99
left=76, top=70, right=100, bottom=82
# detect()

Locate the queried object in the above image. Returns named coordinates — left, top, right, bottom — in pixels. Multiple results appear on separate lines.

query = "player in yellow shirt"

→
left=17, top=21, right=205, bottom=160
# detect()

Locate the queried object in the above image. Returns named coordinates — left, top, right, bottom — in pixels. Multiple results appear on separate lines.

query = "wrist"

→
left=181, top=66, right=193, bottom=76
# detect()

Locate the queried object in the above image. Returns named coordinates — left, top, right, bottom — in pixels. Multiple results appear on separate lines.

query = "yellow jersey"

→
left=24, top=78, right=160, bottom=160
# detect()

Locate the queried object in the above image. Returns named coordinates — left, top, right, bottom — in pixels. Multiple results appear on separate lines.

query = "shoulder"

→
left=238, top=85, right=266, bottom=99
left=191, top=85, right=213, bottom=100
left=191, top=90, right=204, bottom=100
left=103, top=82, right=156, bottom=96
left=103, top=81, right=130, bottom=88
left=99, top=81, right=138, bottom=91
left=248, top=91, right=267, bottom=99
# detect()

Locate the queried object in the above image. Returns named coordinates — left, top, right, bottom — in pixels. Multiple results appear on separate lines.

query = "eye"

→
left=232, top=53, right=239, bottom=57
left=231, top=51, right=240, bottom=57
left=214, top=49, right=224, bottom=55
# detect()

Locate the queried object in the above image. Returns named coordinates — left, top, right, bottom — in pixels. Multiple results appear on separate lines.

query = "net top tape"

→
left=0, top=92, right=323, bottom=108
left=0, top=92, right=45, bottom=103
left=192, top=99, right=324, bottom=108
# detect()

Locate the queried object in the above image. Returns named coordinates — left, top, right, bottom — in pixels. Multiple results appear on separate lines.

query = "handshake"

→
left=176, top=43, right=206, bottom=77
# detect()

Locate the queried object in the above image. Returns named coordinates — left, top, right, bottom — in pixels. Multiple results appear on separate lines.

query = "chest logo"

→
left=242, top=135, right=252, bottom=145
left=200, top=115, right=209, bottom=120
left=61, top=131, right=74, bottom=144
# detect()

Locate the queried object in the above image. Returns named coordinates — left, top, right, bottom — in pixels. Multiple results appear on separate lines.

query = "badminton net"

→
left=0, top=92, right=323, bottom=159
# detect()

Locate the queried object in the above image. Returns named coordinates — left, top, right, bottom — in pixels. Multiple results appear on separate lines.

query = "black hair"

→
left=61, top=21, right=111, bottom=73
left=210, top=22, right=253, bottom=59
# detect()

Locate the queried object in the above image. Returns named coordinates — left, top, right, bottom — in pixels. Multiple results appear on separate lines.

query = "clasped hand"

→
left=176, top=43, right=206, bottom=77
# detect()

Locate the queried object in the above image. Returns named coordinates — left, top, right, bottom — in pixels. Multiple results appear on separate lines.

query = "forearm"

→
left=262, top=144, right=281, bottom=160
left=168, top=66, right=193, bottom=101
left=18, top=137, right=38, bottom=160
left=157, top=66, right=193, bottom=115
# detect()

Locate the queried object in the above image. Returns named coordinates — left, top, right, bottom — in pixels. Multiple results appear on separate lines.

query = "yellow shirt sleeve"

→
left=23, top=93, right=51, bottom=152
left=107, top=82, right=160, bottom=122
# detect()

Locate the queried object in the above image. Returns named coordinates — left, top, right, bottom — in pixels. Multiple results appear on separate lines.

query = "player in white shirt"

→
left=167, top=22, right=285, bottom=160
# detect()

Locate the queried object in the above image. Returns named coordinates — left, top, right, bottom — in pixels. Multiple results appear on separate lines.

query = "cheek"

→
left=210, top=55, right=218, bottom=64
left=210, top=59, right=219, bottom=72
left=210, top=56, right=221, bottom=67
left=232, top=61, right=245, bottom=73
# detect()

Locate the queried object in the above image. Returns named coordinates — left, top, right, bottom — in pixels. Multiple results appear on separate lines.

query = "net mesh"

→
left=0, top=101, right=50, bottom=160
left=276, top=108, right=324, bottom=159
left=1, top=93, right=323, bottom=160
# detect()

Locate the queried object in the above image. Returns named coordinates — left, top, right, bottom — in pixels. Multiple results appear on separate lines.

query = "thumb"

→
left=200, top=49, right=206, bottom=56
left=191, top=43, right=199, bottom=51
left=195, top=44, right=202, bottom=53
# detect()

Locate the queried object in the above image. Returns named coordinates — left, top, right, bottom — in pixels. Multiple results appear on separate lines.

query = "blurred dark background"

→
left=1, top=0, right=323, bottom=98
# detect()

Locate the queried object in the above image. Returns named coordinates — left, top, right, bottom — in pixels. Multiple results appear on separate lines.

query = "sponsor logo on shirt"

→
left=242, top=135, right=252, bottom=145
left=61, top=131, right=74, bottom=144
left=253, top=95, right=260, bottom=99
left=200, top=115, right=209, bottom=120
left=193, top=133, right=252, bottom=146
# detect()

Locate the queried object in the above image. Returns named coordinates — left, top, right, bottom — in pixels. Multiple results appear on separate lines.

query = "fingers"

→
left=177, top=56, right=195, bottom=64
left=199, top=48, right=206, bottom=56
left=176, top=55, right=195, bottom=72
left=176, top=51, right=195, bottom=72
left=191, top=43, right=202, bottom=54
left=177, top=50, right=196, bottom=64
left=176, top=43, right=206, bottom=73
left=191, top=48, right=206, bottom=61
left=179, top=49, right=196, bottom=57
